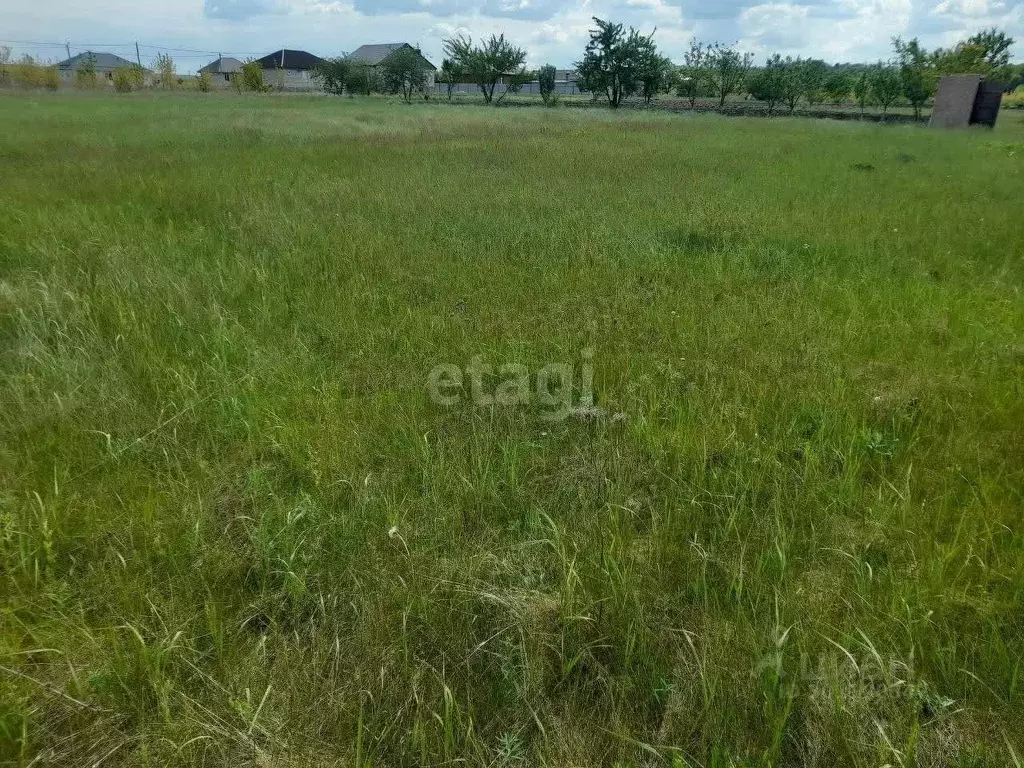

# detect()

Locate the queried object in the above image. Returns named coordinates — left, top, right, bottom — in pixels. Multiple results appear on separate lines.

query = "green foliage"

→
left=538, top=64, right=557, bottom=104
left=153, top=53, right=175, bottom=90
left=381, top=46, right=429, bottom=102
left=747, top=54, right=786, bottom=114
left=853, top=69, right=871, bottom=114
left=0, top=46, right=10, bottom=86
left=575, top=17, right=661, bottom=108
left=677, top=39, right=710, bottom=106
left=112, top=66, right=144, bottom=93
left=240, top=60, right=268, bottom=92
left=346, top=64, right=382, bottom=96
left=893, top=37, right=936, bottom=119
left=442, top=33, right=527, bottom=104
left=11, top=55, right=49, bottom=89
left=75, top=53, right=98, bottom=90
left=869, top=63, right=903, bottom=116
left=800, top=59, right=829, bottom=104
left=438, top=58, right=464, bottom=100
left=314, top=57, right=352, bottom=95
left=196, top=70, right=213, bottom=93
left=823, top=71, right=852, bottom=103
left=707, top=43, right=755, bottom=107
left=637, top=48, right=673, bottom=105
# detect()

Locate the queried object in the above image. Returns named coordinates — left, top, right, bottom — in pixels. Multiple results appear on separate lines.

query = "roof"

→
left=56, top=51, right=141, bottom=72
left=199, top=56, right=243, bottom=74
left=348, top=43, right=437, bottom=70
left=253, top=50, right=324, bottom=70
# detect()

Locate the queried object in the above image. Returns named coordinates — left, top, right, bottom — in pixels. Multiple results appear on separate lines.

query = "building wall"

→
left=263, top=68, right=323, bottom=92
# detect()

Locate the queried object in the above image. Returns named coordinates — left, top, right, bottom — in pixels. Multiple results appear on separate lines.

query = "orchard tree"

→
left=538, top=64, right=557, bottom=103
left=747, top=54, right=786, bottom=115
left=779, top=56, right=805, bottom=113
left=870, top=63, right=902, bottom=117
left=677, top=39, right=709, bottom=107
left=637, top=45, right=672, bottom=104
left=801, top=59, right=829, bottom=105
left=442, top=33, right=527, bottom=104
left=575, top=17, right=657, bottom=108
left=437, top=58, right=463, bottom=100
left=381, top=46, right=429, bottom=102
left=853, top=69, right=871, bottom=115
left=823, top=71, right=852, bottom=103
left=893, top=37, right=935, bottom=119
left=708, top=43, right=754, bottom=107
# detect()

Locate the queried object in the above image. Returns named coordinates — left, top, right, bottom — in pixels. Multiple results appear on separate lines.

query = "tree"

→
left=933, top=29, right=1015, bottom=82
left=538, top=64, right=557, bottom=104
left=708, top=43, right=754, bottom=107
left=496, top=68, right=534, bottom=104
left=677, top=39, right=709, bottom=107
left=154, top=53, right=176, bottom=90
left=853, top=69, right=871, bottom=115
left=0, top=46, right=10, bottom=86
left=314, top=57, right=352, bottom=95
left=442, top=33, right=527, bottom=104
left=574, top=18, right=658, bottom=108
left=76, top=53, right=98, bottom=90
left=747, top=54, right=786, bottom=115
left=869, top=63, right=902, bottom=117
left=346, top=64, right=382, bottom=96
left=823, top=71, right=851, bottom=104
left=778, top=56, right=805, bottom=114
left=196, top=70, right=213, bottom=92
left=800, top=59, right=829, bottom=105
left=381, top=46, right=428, bottom=102
left=437, top=58, right=463, bottom=100
left=241, top=60, right=268, bottom=92
left=637, top=46, right=673, bottom=105
left=892, top=37, right=934, bottom=120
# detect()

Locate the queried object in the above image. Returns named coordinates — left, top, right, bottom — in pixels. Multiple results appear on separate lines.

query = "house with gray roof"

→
left=253, top=49, right=325, bottom=91
left=348, top=43, right=437, bottom=88
left=55, top=51, right=151, bottom=85
left=198, top=56, right=243, bottom=86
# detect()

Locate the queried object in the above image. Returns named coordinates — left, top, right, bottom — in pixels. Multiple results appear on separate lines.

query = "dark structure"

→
left=930, top=75, right=1004, bottom=129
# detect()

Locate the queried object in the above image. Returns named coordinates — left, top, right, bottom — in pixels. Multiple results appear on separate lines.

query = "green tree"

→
left=538, top=64, right=557, bottom=104
left=0, top=46, right=10, bottom=86
left=381, top=46, right=428, bottom=102
left=442, top=33, right=527, bottom=104
left=708, top=43, right=754, bottom=107
left=778, top=56, right=804, bottom=114
left=153, top=53, right=176, bottom=90
left=800, top=59, right=829, bottom=105
left=822, top=71, right=851, bottom=104
left=346, top=64, right=382, bottom=96
left=893, top=37, right=935, bottom=119
left=241, top=60, right=268, bottom=92
left=869, top=63, right=902, bottom=117
left=437, top=58, right=463, bottom=100
left=677, top=39, right=709, bottom=107
left=314, top=57, right=352, bottom=95
left=747, top=54, right=786, bottom=115
left=575, top=18, right=656, bottom=108
left=75, top=53, right=98, bottom=90
left=637, top=46, right=672, bottom=105
left=853, top=69, right=871, bottom=115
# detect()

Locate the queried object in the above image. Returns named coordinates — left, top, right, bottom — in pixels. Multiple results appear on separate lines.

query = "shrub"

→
left=153, top=53, right=176, bottom=89
left=197, top=71, right=213, bottom=92
left=112, top=66, right=144, bottom=93
left=1003, top=87, right=1024, bottom=109
left=42, top=66, right=59, bottom=91
left=12, top=55, right=48, bottom=89
left=538, top=64, right=557, bottom=104
left=241, top=60, right=268, bottom=92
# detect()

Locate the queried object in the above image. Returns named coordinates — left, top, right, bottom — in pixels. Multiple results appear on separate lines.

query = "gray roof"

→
left=348, top=43, right=436, bottom=70
left=56, top=51, right=141, bottom=72
left=199, top=56, right=243, bottom=74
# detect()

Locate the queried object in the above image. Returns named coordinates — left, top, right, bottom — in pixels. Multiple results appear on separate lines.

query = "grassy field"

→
left=1, top=92, right=1023, bottom=767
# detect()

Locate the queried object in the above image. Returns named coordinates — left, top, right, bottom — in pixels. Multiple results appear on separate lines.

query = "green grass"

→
left=1, top=91, right=1023, bottom=767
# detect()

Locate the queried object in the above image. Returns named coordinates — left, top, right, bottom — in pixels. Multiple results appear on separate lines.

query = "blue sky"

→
left=2, top=0, right=1021, bottom=72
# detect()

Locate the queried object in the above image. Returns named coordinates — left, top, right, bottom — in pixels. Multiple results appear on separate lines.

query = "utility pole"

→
left=65, top=41, right=71, bottom=60
left=135, top=42, right=142, bottom=68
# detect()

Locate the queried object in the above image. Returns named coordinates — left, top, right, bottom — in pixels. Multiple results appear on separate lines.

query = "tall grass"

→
left=0, top=93, right=1022, bottom=766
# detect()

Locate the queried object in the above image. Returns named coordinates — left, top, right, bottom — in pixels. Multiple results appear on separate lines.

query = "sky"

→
left=2, top=0, right=1021, bottom=72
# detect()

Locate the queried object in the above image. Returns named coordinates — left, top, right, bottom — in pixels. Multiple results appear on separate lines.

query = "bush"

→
left=1003, top=87, right=1024, bottom=109
left=153, top=53, right=176, bottom=90
left=42, top=66, right=59, bottom=91
left=197, top=71, right=213, bottom=92
left=241, top=61, right=268, bottom=92
left=12, top=56, right=49, bottom=89
left=112, top=66, right=144, bottom=93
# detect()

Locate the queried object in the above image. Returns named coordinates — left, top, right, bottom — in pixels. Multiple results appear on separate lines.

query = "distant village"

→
left=49, top=45, right=582, bottom=96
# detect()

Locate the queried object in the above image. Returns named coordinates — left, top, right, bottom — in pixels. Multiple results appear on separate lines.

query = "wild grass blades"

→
left=0, top=92, right=1022, bottom=766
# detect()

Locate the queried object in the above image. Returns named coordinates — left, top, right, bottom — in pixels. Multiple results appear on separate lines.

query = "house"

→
left=55, top=51, right=150, bottom=84
left=347, top=43, right=437, bottom=88
left=253, top=49, right=324, bottom=91
left=198, top=56, right=243, bottom=86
